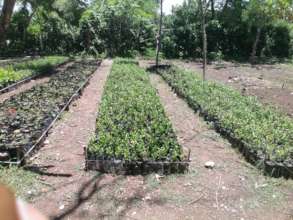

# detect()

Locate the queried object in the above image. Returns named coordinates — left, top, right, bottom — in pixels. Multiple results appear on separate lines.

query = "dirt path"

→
left=28, top=60, right=112, bottom=219
left=24, top=60, right=292, bottom=220
left=173, top=60, right=293, bottom=117
left=0, top=62, right=73, bottom=103
left=142, top=74, right=293, bottom=220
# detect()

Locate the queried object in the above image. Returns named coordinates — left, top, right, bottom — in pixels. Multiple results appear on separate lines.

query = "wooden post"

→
left=156, top=0, right=163, bottom=68
left=199, top=0, right=207, bottom=81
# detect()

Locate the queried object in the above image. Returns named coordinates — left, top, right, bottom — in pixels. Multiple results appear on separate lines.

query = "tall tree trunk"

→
left=250, top=27, right=261, bottom=64
left=156, top=0, right=163, bottom=68
left=199, top=0, right=207, bottom=81
left=0, top=0, right=16, bottom=46
left=211, top=0, right=215, bottom=19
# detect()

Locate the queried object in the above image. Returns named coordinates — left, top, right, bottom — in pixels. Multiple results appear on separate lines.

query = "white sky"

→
left=12, top=0, right=185, bottom=15
left=163, top=0, right=185, bottom=14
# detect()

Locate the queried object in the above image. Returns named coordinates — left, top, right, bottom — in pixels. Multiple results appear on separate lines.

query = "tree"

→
left=244, top=0, right=272, bottom=63
left=199, top=0, right=208, bottom=80
left=155, top=0, right=163, bottom=68
left=0, top=0, right=16, bottom=46
left=80, top=0, right=157, bottom=56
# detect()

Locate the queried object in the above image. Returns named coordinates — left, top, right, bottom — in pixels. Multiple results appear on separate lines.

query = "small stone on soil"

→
left=155, top=174, right=164, bottom=182
left=204, top=161, right=215, bottom=169
left=143, top=195, right=152, bottom=201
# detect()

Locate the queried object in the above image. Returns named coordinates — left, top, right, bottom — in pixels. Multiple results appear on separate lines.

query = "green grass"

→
left=0, top=166, right=40, bottom=200
left=88, top=60, right=182, bottom=162
left=158, top=66, right=293, bottom=164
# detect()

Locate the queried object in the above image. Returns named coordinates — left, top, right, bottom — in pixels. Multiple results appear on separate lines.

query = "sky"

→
left=11, top=0, right=185, bottom=14
left=163, top=0, right=185, bottom=14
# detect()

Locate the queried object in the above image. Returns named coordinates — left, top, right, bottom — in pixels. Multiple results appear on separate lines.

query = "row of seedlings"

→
left=0, top=60, right=100, bottom=164
left=0, top=56, right=36, bottom=67
left=0, top=56, right=70, bottom=93
left=156, top=65, right=293, bottom=178
left=87, top=59, right=189, bottom=174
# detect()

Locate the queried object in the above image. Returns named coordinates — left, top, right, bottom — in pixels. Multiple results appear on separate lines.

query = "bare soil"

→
left=22, top=60, right=293, bottom=220
left=0, top=61, right=74, bottom=104
left=173, top=60, right=293, bottom=117
left=27, top=60, right=113, bottom=219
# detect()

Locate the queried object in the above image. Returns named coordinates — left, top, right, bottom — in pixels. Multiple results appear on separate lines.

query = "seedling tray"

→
left=86, top=153, right=190, bottom=175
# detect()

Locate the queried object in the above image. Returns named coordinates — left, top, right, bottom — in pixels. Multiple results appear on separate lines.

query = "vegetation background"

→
left=0, top=0, right=292, bottom=62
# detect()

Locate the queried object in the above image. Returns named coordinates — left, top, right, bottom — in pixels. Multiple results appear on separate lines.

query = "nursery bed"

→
left=0, top=56, right=36, bottom=67
left=0, top=60, right=101, bottom=164
left=86, top=60, right=189, bottom=174
left=156, top=65, right=293, bottom=178
left=0, top=56, right=70, bottom=93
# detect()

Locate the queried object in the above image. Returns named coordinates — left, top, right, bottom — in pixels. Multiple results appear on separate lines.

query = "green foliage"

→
left=1, top=0, right=292, bottom=60
left=159, top=66, right=293, bottom=163
left=13, top=56, right=69, bottom=73
left=0, top=166, right=40, bottom=200
left=79, top=0, right=156, bottom=57
left=0, top=56, right=68, bottom=89
left=263, top=21, right=291, bottom=58
left=0, top=67, right=30, bottom=87
left=114, top=57, right=139, bottom=65
left=1, top=0, right=85, bottom=56
left=162, top=0, right=293, bottom=60
left=88, top=60, right=182, bottom=162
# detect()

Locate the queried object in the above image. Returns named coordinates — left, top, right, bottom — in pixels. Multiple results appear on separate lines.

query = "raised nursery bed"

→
left=0, top=56, right=70, bottom=94
left=0, top=60, right=101, bottom=165
left=155, top=65, right=293, bottom=178
left=86, top=60, right=189, bottom=175
left=0, top=56, right=37, bottom=67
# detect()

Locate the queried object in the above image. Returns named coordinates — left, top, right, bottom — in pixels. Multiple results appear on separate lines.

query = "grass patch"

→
left=0, top=166, right=40, bottom=200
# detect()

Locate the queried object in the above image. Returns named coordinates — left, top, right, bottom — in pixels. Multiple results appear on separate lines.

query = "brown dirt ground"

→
left=172, top=60, right=293, bottom=117
left=0, top=61, right=74, bottom=104
left=27, top=59, right=113, bottom=219
left=22, top=60, right=293, bottom=220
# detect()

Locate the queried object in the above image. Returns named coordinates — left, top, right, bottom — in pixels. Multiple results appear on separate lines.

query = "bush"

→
left=158, top=66, right=293, bottom=164
left=88, top=60, right=182, bottom=162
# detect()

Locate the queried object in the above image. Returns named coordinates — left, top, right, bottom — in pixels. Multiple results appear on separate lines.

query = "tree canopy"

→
left=0, top=0, right=292, bottom=60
